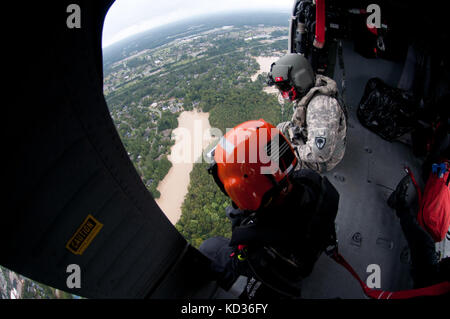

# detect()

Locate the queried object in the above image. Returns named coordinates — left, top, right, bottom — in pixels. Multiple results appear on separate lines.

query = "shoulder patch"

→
left=315, top=137, right=326, bottom=150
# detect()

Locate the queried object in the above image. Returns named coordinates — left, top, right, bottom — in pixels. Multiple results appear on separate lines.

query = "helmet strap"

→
left=207, top=160, right=228, bottom=197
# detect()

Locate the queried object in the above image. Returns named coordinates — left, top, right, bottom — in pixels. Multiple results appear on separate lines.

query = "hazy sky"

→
left=102, top=0, right=294, bottom=48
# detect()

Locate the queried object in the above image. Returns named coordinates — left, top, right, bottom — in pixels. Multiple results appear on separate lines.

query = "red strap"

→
left=330, top=252, right=450, bottom=299
left=387, top=281, right=450, bottom=299
left=314, top=0, right=326, bottom=48
left=405, top=166, right=422, bottom=204
left=367, top=25, right=378, bottom=36
left=404, top=167, right=425, bottom=226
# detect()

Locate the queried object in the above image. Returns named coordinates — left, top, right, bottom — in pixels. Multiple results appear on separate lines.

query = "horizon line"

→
left=102, top=9, right=291, bottom=49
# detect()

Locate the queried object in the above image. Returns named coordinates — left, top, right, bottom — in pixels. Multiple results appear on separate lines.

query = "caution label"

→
left=66, top=214, right=103, bottom=255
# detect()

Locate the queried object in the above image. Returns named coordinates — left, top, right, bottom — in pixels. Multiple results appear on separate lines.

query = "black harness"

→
left=228, top=169, right=340, bottom=298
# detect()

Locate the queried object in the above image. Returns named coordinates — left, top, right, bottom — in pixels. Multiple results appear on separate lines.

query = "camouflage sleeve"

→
left=296, top=95, right=341, bottom=164
left=276, top=121, right=293, bottom=140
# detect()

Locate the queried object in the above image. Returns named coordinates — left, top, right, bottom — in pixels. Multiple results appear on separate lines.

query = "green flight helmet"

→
left=269, top=53, right=315, bottom=97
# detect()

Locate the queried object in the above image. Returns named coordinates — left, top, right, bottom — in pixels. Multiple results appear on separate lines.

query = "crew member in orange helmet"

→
left=199, top=119, right=340, bottom=299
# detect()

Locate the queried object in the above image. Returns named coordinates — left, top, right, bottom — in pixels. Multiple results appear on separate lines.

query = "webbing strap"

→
left=314, top=0, right=326, bottom=47
left=337, top=40, right=348, bottom=120
left=404, top=166, right=434, bottom=236
left=330, top=252, right=450, bottom=299
left=404, top=166, right=423, bottom=212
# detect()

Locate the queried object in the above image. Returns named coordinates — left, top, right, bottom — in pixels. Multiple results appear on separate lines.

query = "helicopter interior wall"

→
left=3, top=0, right=215, bottom=299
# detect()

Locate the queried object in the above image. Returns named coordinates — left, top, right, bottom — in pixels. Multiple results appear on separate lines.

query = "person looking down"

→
left=268, top=53, right=347, bottom=173
left=199, top=119, right=340, bottom=299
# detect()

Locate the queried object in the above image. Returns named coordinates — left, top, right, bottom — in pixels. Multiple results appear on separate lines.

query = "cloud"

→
left=102, top=0, right=294, bottom=47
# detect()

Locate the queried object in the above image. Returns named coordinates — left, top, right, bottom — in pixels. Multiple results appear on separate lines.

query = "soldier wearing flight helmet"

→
left=268, top=53, right=347, bottom=173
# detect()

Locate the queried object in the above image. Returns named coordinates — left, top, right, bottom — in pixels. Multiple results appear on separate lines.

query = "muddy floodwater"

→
left=157, top=56, right=282, bottom=224
left=155, top=110, right=213, bottom=224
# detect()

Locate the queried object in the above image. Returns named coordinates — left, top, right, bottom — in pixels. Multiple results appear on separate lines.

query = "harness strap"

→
left=404, top=166, right=434, bottom=236
left=329, top=251, right=450, bottom=299
left=337, top=40, right=348, bottom=118
left=404, top=166, right=423, bottom=208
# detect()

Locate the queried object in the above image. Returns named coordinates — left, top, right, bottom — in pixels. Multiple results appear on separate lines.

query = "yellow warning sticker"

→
left=66, top=214, right=103, bottom=255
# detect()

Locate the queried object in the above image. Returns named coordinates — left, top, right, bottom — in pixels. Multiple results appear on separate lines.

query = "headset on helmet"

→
left=207, top=119, right=298, bottom=211
left=267, top=53, right=315, bottom=101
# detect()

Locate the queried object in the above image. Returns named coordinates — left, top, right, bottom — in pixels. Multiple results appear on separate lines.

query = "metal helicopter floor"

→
left=299, top=40, right=419, bottom=298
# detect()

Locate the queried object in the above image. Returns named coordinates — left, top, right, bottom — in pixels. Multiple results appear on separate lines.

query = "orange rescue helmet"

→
left=208, top=119, right=298, bottom=211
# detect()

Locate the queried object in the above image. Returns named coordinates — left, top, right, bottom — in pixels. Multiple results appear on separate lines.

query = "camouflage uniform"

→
left=278, top=74, right=347, bottom=173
